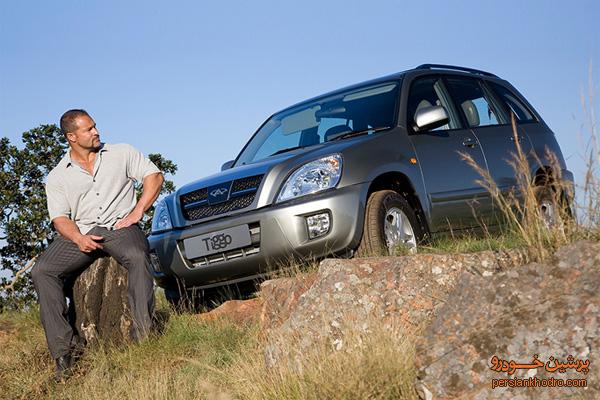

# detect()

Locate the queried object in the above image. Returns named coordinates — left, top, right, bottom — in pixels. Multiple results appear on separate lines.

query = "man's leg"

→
left=31, top=235, right=96, bottom=359
left=99, top=225, right=155, bottom=341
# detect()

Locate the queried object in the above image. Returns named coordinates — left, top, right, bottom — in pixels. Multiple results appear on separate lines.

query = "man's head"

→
left=60, top=109, right=102, bottom=151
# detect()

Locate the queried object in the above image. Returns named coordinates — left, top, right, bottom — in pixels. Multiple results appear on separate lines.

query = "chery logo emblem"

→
left=210, top=188, right=229, bottom=197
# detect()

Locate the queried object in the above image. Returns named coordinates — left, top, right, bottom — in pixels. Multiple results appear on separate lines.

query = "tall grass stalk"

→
left=462, top=106, right=598, bottom=260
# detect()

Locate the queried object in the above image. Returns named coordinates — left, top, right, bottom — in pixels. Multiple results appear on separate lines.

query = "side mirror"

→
left=221, top=160, right=235, bottom=171
left=414, top=105, right=449, bottom=132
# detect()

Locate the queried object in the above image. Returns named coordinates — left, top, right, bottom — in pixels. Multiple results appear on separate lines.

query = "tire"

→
left=356, top=190, right=424, bottom=257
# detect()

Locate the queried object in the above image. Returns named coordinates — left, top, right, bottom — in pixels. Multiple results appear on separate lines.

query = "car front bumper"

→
left=148, top=182, right=369, bottom=290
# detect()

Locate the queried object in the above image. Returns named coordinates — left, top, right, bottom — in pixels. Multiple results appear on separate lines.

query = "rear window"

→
left=488, top=82, right=536, bottom=123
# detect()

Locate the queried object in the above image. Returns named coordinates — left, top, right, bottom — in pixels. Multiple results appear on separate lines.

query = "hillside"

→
left=1, top=239, right=597, bottom=399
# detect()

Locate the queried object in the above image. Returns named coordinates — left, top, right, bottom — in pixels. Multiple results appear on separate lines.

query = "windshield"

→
left=234, top=81, right=400, bottom=166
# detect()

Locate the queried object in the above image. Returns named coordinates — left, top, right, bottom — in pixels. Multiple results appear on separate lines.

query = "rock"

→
left=198, top=298, right=264, bottom=326
left=264, top=249, right=529, bottom=367
left=259, top=273, right=317, bottom=331
left=196, top=274, right=317, bottom=328
left=415, top=240, right=600, bottom=399
left=72, top=257, right=132, bottom=345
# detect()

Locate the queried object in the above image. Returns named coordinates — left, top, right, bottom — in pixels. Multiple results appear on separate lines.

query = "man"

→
left=31, top=109, right=164, bottom=380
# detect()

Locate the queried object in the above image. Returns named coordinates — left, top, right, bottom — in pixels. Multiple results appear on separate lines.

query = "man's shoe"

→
left=54, top=353, right=73, bottom=382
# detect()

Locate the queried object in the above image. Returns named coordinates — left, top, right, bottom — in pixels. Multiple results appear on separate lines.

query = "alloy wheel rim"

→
left=384, top=207, right=417, bottom=254
left=539, top=199, right=556, bottom=228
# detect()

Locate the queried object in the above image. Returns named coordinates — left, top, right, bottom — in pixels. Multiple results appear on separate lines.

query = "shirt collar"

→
left=64, top=143, right=108, bottom=168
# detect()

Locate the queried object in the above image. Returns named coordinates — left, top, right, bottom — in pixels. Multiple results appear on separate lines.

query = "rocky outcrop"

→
left=197, top=241, right=599, bottom=399
left=262, top=249, right=529, bottom=367
left=415, top=240, right=600, bottom=400
left=72, top=257, right=132, bottom=345
left=259, top=273, right=318, bottom=331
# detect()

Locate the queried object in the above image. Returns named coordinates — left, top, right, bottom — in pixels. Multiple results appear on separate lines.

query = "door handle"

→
left=510, top=135, right=524, bottom=143
left=462, top=138, right=478, bottom=148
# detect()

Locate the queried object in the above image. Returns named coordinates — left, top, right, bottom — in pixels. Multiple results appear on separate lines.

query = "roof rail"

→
left=415, top=64, right=498, bottom=78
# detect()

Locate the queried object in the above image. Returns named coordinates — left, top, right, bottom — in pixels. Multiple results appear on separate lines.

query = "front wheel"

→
left=356, top=190, right=424, bottom=256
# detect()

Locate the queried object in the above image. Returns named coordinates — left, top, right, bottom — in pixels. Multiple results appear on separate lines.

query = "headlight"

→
left=276, top=154, right=342, bottom=203
left=151, top=199, right=173, bottom=233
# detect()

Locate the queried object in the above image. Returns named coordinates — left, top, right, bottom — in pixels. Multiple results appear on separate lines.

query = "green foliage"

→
left=0, top=125, right=67, bottom=310
left=137, top=153, right=178, bottom=233
left=0, top=124, right=177, bottom=310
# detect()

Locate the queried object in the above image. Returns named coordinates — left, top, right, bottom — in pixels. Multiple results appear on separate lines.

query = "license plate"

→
left=183, top=225, right=251, bottom=259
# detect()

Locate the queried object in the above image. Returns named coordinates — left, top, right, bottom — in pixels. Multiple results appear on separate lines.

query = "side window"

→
left=445, top=78, right=506, bottom=127
left=407, top=76, right=461, bottom=131
left=488, top=82, right=536, bottom=122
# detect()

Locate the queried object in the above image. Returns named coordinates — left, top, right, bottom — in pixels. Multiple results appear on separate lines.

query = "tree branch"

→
left=1, top=256, right=37, bottom=291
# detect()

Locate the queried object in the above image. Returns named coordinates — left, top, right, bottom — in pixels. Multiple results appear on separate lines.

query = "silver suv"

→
left=148, top=64, right=573, bottom=301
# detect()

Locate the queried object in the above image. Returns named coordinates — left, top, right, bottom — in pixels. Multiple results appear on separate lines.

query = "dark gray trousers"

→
left=31, top=225, right=155, bottom=359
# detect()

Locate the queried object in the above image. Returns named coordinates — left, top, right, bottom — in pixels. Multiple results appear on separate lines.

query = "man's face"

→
left=67, top=115, right=101, bottom=150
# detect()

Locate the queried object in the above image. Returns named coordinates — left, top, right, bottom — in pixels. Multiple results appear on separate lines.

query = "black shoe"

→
left=70, top=335, right=86, bottom=360
left=54, top=353, right=73, bottom=382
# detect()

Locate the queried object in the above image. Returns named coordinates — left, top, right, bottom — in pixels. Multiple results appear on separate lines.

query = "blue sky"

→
left=1, top=0, right=599, bottom=191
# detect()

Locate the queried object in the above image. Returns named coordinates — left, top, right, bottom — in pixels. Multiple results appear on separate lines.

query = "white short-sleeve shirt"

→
left=46, top=143, right=161, bottom=234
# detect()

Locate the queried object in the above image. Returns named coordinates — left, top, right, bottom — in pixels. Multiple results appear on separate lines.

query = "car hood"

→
left=176, top=151, right=302, bottom=196
left=167, top=133, right=384, bottom=227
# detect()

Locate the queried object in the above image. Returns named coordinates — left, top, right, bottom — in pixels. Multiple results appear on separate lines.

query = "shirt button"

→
left=99, top=207, right=102, bottom=210
left=97, top=216, right=100, bottom=219
left=96, top=193, right=99, bottom=196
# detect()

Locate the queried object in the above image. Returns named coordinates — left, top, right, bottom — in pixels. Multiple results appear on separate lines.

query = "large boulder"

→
left=415, top=240, right=600, bottom=400
left=72, top=257, right=132, bottom=345
left=262, top=249, right=529, bottom=367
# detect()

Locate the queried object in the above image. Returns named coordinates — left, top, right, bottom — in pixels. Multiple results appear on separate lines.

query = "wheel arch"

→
left=366, top=171, right=431, bottom=238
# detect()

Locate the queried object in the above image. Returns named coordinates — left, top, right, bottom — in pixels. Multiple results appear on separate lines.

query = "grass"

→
left=0, top=300, right=418, bottom=400
left=421, top=229, right=527, bottom=254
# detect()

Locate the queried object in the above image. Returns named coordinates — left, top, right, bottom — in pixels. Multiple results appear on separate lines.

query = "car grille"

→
left=180, top=175, right=263, bottom=221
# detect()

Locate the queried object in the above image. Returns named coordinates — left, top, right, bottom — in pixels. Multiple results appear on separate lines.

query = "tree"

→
left=138, top=154, right=177, bottom=233
left=0, top=124, right=177, bottom=310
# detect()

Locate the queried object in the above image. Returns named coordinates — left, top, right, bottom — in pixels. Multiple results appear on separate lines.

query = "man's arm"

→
left=53, top=217, right=104, bottom=252
left=115, top=172, right=164, bottom=229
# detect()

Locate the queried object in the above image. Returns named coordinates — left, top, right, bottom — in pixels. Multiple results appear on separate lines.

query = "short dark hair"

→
left=60, top=109, right=91, bottom=137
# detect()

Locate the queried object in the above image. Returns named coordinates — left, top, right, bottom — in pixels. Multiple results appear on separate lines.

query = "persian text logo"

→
left=490, top=354, right=589, bottom=390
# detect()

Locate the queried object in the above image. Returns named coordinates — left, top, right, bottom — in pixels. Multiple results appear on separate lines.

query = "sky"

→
left=1, top=0, right=599, bottom=192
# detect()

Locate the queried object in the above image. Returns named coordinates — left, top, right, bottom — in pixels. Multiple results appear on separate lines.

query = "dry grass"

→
left=460, top=114, right=595, bottom=261
left=223, top=323, right=418, bottom=400
left=0, top=303, right=417, bottom=400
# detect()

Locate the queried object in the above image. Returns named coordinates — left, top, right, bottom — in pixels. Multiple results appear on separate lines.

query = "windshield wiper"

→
left=329, top=126, right=391, bottom=141
left=270, top=145, right=305, bottom=156
left=270, top=126, right=391, bottom=156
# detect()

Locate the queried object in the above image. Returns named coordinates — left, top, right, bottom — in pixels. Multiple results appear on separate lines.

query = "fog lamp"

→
left=306, top=212, right=331, bottom=239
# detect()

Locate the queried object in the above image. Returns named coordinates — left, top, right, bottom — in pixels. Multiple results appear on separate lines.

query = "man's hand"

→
left=115, top=172, right=163, bottom=230
left=75, top=234, right=104, bottom=252
left=115, top=208, right=144, bottom=229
